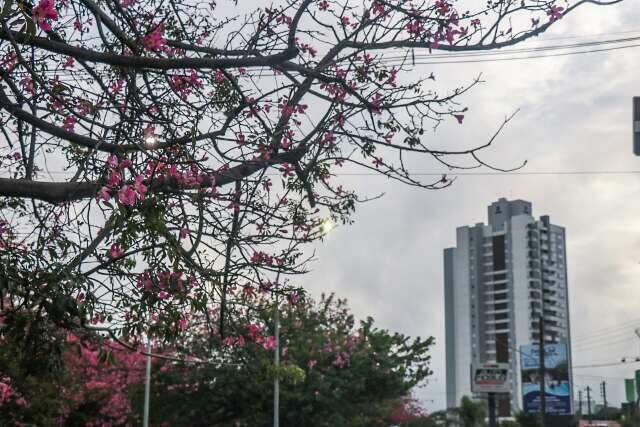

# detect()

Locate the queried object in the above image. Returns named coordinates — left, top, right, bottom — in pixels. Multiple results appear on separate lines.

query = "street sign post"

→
left=471, top=362, right=511, bottom=394
left=471, top=362, right=511, bottom=427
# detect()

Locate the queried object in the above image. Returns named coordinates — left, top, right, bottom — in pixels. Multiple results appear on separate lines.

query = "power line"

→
left=529, top=28, right=640, bottom=42
left=572, top=317, right=640, bottom=342
left=573, top=329, right=640, bottom=345
left=572, top=336, right=638, bottom=352
left=380, top=35, right=640, bottom=61
left=573, top=359, right=640, bottom=369
left=378, top=42, right=640, bottom=66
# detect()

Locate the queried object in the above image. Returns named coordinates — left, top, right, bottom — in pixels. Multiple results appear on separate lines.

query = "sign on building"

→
left=471, top=362, right=511, bottom=394
left=520, top=343, right=571, bottom=415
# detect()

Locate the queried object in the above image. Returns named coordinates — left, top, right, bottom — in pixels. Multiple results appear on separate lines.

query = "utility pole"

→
left=538, top=315, right=546, bottom=427
left=578, top=390, right=583, bottom=418
left=488, top=393, right=496, bottom=427
left=586, top=386, right=592, bottom=424
left=601, top=381, right=608, bottom=420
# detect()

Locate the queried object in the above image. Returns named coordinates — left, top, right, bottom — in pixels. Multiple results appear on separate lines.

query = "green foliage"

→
left=453, top=396, right=487, bottom=427
left=0, top=310, right=69, bottom=425
left=131, top=295, right=434, bottom=426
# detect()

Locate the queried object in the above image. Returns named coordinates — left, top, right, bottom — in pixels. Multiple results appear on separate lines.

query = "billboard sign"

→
left=626, top=378, right=636, bottom=403
left=471, top=362, right=510, bottom=394
left=520, top=343, right=571, bottom=415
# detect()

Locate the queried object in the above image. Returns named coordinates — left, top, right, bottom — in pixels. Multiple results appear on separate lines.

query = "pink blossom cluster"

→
left=547, top=5, right=564, bottom=22
left=169, top=70, right=204, bottom=100
left=64, top=336, right=146, bottom=426
left=250, top=251, right=272, bottom=265
left=142, top=24, right=167, bottom=51
left=279, top=162, right=295, bottom=178
left=135, top=270, right=193, bottom=301
left=97, top=155, right=147, bottom=206
left=0, top=52, right=17, bottom=72
left=294, top=38, right=317, bottom=58
left=32, top=0, right=58, bottom=32
left=144, top=158, right=218, bottom=194
left=278, top=101, right=308, bottom=118
left=0, top=376, right=27, bottom=407
left=319, top=80, right=348, bottom=103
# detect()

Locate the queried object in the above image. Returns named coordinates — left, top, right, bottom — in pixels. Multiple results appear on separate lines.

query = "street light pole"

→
left=143, top=334, right=152, bottom=427
left=273, top=287, right=280, bottom=427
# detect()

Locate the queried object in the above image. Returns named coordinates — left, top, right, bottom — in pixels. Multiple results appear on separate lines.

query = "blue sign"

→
left=520, top=343, right=571, bottom=415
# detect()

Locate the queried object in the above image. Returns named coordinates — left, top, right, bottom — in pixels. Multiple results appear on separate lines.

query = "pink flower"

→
left=158, top=290, right=169, bottom=300
left=32, top=0, right=58, bottom=32
left=21, top=76, right=35, bottom=95
left=110, top=79, right=125, bottom=94
left=97, top=186, right=111, bottom=202
left=308, top=359, right=318, bottom=370
left=143, top=24, right=166, bottom=51
left=118, top=185, right=137, bottom=206
left=178, top=318, right=188, bottom=330
left=121, top=0, right=135, bottom=8
left=134, top=176, right=147, bottom=199
left=108, top=244, right=124, bottom=259
left=63, top=56, right=74, bottom=69
left=547, top=5, right=564, bottom=22
left=107, top=171, right=122, bottom=188
left=179, top=228, right=190, bottom=239
left=454, top=114, right=464, bottom=124
left=262, top=336, right=277, bottom=351
left=62, top=116, right=76, bottom=132
left=107, top=154, right=119, bottom=168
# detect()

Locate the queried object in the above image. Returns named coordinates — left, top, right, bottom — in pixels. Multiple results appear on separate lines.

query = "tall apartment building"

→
left=444, top=198, right=573, bottom=415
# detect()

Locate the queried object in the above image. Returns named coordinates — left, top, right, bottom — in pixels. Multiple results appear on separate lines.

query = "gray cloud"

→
left=302, top=1, right=640, bottom=412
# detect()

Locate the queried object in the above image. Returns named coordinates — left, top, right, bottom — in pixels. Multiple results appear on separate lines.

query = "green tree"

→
left=131, top=294, right=434, bottom=426
left=450, top=396, right=487, bottom=427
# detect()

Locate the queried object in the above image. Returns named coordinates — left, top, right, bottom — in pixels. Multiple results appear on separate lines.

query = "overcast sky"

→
left=302, top=1, right=640, bottom=412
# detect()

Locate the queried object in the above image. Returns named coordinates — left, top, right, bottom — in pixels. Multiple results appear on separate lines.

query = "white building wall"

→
left=510, top=215, right=534, bottom=412
left=453, top=226, right=472, bottom=405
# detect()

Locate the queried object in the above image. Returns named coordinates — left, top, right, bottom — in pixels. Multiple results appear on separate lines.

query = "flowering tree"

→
left=0, top=304, right=146, bottom=425
left=0, top=0, right=623, bottom=343
left=131, top=294, right=433, bottom=426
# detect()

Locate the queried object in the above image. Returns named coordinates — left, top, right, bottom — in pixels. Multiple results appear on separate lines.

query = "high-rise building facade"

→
left=444, top=198, right=573, bottom=415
